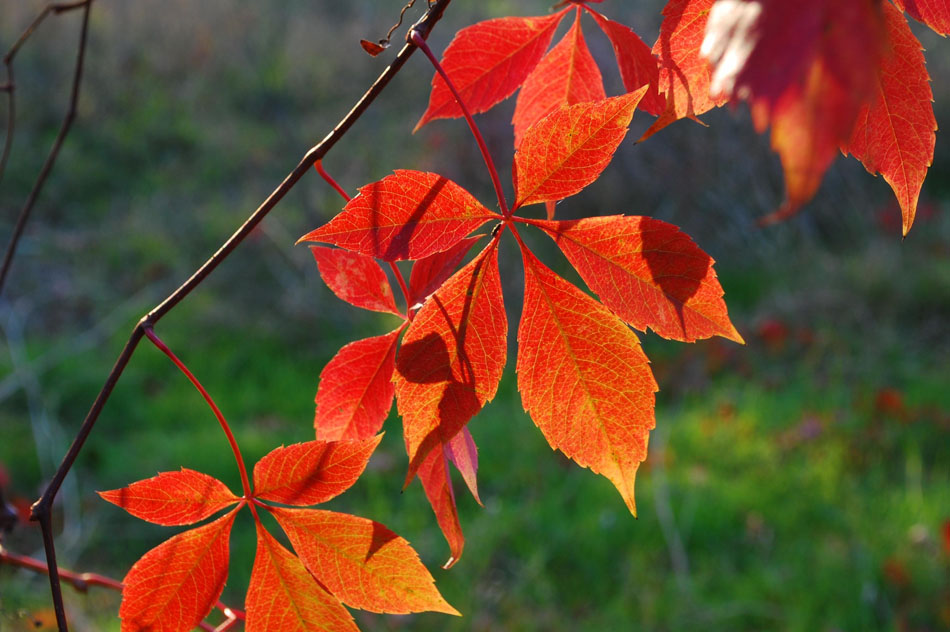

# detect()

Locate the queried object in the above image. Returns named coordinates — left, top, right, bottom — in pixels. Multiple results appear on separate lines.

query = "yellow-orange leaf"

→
left=517, top=247, right=657, bottom=516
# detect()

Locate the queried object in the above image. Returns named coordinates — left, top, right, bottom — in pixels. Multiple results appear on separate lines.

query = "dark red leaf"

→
left=417, top=444, right=465, bottom=568
left=408, top=235, right=482, bottom=309
left=310, top=246, right=400, bottom=315
left=893, top=0, right=950, bottom=35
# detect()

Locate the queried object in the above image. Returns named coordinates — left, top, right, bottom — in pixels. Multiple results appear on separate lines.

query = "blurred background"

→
left=1, top=1, right=949, bottom=630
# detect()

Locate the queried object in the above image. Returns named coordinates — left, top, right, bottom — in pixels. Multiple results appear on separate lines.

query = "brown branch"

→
left=0, top=547, right=245, bottom=631
left=0, top=0, right=93, bottom=297
left=27, top=2, right=453, bottom=630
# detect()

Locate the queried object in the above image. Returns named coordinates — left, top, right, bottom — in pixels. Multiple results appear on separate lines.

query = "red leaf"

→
left=846, top=2, right=936, bottom=236
left=644, top=0, right=727, bottom=140
left=246, top=523, right=358, bottom=632
left=310, top=246, right=400, bottom=315
left=408, top=235, right=482, bottom=308
left=517, top=247, right=657, bottom=516
left=271, top=506, right=460, bottom=615
left=513, top=90, right=646, bottom=209
left=298, top=170, right=496, bottom=261
left=535, top=216, right=743, bottom=343
left=417, top=444, right=465, bottom=568
left=415, top=11, right=569, bottom=129
left=893, top=0, right=950, bottom=35
left=702, top=0, right=885, bottom=215
left=586, top=8, right=665, bottom=115
left=394, top=240, right=507, bottom=483
left=512, top=11, right=606, bottom=148
left=253, top=436, right=381, bottom=506
left=315, top=329, right=402, bottom=442
left=446, top=427, right=481, bottom=504
left=119, top=509, right=236, bottom=632
left=98, top=469, right=239, bottom=527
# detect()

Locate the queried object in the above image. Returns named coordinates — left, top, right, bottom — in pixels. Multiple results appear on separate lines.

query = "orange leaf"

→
left=512, top=90, right=646, bottom=209
left=394, top=240, right=507, bottom=484
left=98, top=469, right=239, bottom=526
left=517, top=247, right=657, bottom=516
left=846, top=2, right=936, bottom=236
left=253, top=436, right=381, bottom=506
left=246, top=523, right=358, bottom=632
left=315, top=329, right=402, bottom=442
left=417, top=444, right=465, bottom=568
left=415, top=11, right=569, bottom=129
left=310, top=246, right=400, bottom=315
left=408, top=236, right=482, bottom=308
left=586, top=8, right=665, bottom=115
left=119, top=509, right=236, bottom=632
left=298, top=170, right=496, bottom=261
left=644, top=0, right=727, bottom=140
left=893, top=0, right=950, bottom=35
left=703, top=0, right=885, bottom=215
left=536, top=216, right=743, bottom=343
left=445, top=426, right=481, bottom=504
left=512, top=11, right=606, bottom=148
left=271, top=506, right=460, bottom=615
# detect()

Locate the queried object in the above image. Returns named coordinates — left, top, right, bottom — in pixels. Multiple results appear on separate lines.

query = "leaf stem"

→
left=314, top=159, right=352, bottom=202
left=409, top=29, right=511, bottom=218
left=143, top=327, right=253, bottom=501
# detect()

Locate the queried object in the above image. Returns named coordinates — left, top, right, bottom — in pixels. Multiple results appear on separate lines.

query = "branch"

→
left=0, top=0, right=93, bottom=297
left=26, top=2, right=453, bottom=630
left=0, top=548, right=244, bottom=631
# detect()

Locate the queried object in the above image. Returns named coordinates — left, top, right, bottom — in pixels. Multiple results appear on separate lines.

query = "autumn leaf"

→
left=535, top=216, right=742, bottom=343
left=253, top=436, right=381, bottom=506
left=846, top=1, right=936, bottom=236
left=893, top=0, right=950, bottom=35
left=445, top=426, right=480, bottom=504
left=270, top=506, right=460, bottom=615
left=512, top=90, right=647, bottom=209
left=644, top=0, right=727, bottom=140
left=586, top=8, right=665, bottom=115
left=310, top=246, right=400, bottom=315
left=517, top=247, right=657, bottom=516
left=415, top=11, right=569, bottom=130
left=394, top=239, right=507, bottom=484
left=408, top=236, right=482, bottom=308
left=315, top=329, right=402, bottom=441
left=246, top=523, right=359, bottom=632
left=703, top=0, right=885, bottom=217
left=298, top=170, right=497, bottom=261
left=119, top=509, right=236, bottom=632
left=98, top=469, right=239, bottom=526
left=417, top=444, right=465, bottom=568
left=512, top=10, right=606, bottom=148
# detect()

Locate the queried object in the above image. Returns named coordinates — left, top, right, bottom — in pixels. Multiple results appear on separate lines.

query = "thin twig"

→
left=27, top=3, right=453, bottom=631
left=0, top=0, right=93, bottom=297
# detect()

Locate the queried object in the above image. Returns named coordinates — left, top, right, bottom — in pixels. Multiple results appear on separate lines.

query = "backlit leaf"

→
left=246, top=523, right=358, bottom=632
left=517, top=247, right=657, bottom=516
left=702, top=0, right=885, bottom=215
left=310, top=246, right=399, bottom=315
left=445, top=427, right=480, bottom=504
left=98, top=469, right=239, bottom=527
left=586, top=8, right=665, bottom=115
left=417, top=445, right=465, bottom=568
left=119, top=509, right=236, bottom=632
left=253, top=436, right=381, bottom=506
left=298, top=170, right=496, bottom=261
left=271, top=506, right=460, bottom=615
left=513, top=90, right=646, bottom=208
left=315, top=329, right=402, bottom=442
left=893, top=0, right=950, bottom=35
left=408, top=236, right=482, bottom=308
left=644, top=0, right=726, bottom=139
left=846, top=2, right=936, bottom=236
left=536, top=216, right=743, bottom=343
left=512, top=11, right=606, bottom=148
left=415, top=11, right=569, bottom=129
left=394, top=240, right=507, bottom=483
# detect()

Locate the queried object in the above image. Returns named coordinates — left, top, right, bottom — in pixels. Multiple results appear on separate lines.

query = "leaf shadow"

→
left=365, top=520, right=398, bottom=562
left=640, top=223, right=710, bottom=339
left=367, top=174, right=449, bottom=260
